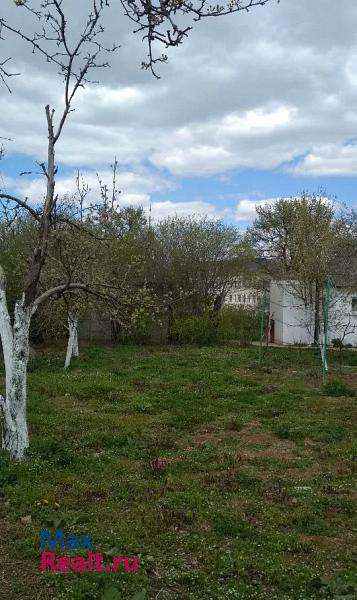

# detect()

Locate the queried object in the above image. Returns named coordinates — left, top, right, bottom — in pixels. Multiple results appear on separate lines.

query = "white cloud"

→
left=0, top=0, right=356, bottom=179
left=234, top=198, right=278, bottom=222
left=147, top=200, right=227, bottom=221
left=223, top=106, right=293, bottom=132
left=290, top=143, right=357, bottom=176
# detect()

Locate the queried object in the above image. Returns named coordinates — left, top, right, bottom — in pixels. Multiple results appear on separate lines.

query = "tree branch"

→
left=32, top=280, right=125, bottom=313
left=0, top=193, right=41, bottom=221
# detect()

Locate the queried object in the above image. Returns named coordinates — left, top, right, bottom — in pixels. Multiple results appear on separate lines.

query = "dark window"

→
left=352, top=297, right=357, bottom=313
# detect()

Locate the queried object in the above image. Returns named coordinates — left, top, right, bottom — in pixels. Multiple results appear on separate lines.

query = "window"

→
left=352, top=297, right=357, bottom=313
left=228, top=295, right=232, bottom=302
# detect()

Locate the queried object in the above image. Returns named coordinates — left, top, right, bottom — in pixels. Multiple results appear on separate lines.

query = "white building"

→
left=269, top=281, right=357, bottom=346
left=225, top=280, right=260, bottom=309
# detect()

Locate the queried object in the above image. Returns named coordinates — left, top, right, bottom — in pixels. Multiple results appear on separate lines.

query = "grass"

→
left=0, top=344, right=356, bottom=600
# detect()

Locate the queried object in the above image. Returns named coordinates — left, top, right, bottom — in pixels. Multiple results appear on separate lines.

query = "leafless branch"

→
left=119, top=0, right=276, bottom=77
left=0, top=56, right=19, bottom=93
left=32, top=279, right=132, bottom=312
left=0, top=193, right=41, bottom=221
left=2, top=0, right=276, bottom=82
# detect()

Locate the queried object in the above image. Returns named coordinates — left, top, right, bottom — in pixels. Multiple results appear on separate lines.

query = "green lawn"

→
left=0, top=344, right=356, bottom=600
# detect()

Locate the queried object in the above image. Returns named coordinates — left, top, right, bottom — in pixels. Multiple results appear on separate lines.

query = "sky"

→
left=1, top=0, right=357, bottom=228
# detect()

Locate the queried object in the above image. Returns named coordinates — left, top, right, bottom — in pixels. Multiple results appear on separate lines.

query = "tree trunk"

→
left=167, top=304, right=174, bottom=343
left=73, top=320, right=79, bottom=358
left=0, top=297, right=31, bottom=461
left=313, top=280, right=320, bottom=345
left=64, top=314, right=78, bottom=369
left=110, top=319, right=121, bottom=342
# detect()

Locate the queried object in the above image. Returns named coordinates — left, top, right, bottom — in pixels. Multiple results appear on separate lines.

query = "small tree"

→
left=335, top=207, right=357, bottom=290
left=37, top=183, right=157, bottom=367
left=148, top=216, right=248, bottom=338
left=0, top=1, right=118, bottom=460
left=249, top=194, right=338, bottom=344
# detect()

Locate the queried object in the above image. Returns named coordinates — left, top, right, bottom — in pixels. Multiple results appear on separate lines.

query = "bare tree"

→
left=0, top=0, right=117, bottom=460
left=0, top=0, right=277, bottom=459
left=119, top=0, right=277, bottom=77
left=0, top=0, right=276, bottom=85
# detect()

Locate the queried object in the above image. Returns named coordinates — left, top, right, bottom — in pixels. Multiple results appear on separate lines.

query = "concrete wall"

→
left=269, top=281, right=357, bottom=346
left=79, top=317, right=112, bottom=342
left=79, top=315, right=169, bottom=344
left=270, top=282, right=314, bottom=345
left=327, top=289, right=357, bottom=346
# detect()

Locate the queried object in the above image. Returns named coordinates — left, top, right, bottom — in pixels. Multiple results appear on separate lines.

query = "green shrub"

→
left=172, top=306, right=261, bottom=345
left=172, top=313, right=221, bottom=344
left=220, top=305, right=260, bottom=344
left=323, top=380, right=356, bottom=397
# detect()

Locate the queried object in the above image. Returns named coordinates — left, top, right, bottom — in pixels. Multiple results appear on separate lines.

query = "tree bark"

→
left=0, top=292, right=31, bottom=461
left=64, top=314, right=79, bottom=369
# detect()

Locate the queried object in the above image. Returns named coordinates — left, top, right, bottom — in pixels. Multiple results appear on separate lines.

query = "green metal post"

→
left=258, top=289, right=266, bottom=367
left=322, top=274, right=331, bottom=386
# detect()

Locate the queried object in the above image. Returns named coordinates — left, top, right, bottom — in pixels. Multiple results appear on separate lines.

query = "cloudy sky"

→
left=1, top=0, right=357, bottom=226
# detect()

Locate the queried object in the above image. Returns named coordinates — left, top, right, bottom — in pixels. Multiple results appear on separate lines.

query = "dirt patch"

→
left=260, top=383, right=284, bottom=394
left=203, top=468, right=241, bottom=491
left=188, top=383, right=209, bottom=393
left=305, top=371, right=357, bottom=391
left=304, top=438, right=320, bottom=448
left=185, top=420, right=297, bottom=461
left=132, top=380, right=167, bottom=392
left=300, top=534, right=349, bottom=549
left=237, top=420, right=296, bottom=459
left=189, top=429, right=237, bottom=448
left=148, top=457, right=176, bottom=472
left=304, top=374, right=321, bottom=388
left=282, top=462, right=323, bottom=481
left=80, top=489, right=107, bottom=503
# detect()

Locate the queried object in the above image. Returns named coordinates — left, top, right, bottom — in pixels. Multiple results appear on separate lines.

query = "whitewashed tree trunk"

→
left=0, top=282, right=32, bottom=461
left=73, top=317, right=79, bottom=358
left=64, top=314, right=79, bottom=369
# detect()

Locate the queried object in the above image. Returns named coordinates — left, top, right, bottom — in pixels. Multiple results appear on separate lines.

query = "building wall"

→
left=225, top=280, right=260, bottom=309
left=269, top=282, right=285, bottom=344
left=269, top=281, right=357, bottom=346
left=327, top=290, right=357, bottom=345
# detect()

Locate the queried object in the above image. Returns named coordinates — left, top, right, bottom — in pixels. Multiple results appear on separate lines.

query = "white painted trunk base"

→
left=0, top=296, right=31, bottom=461
left=64, top=315, right=79, bottom=369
